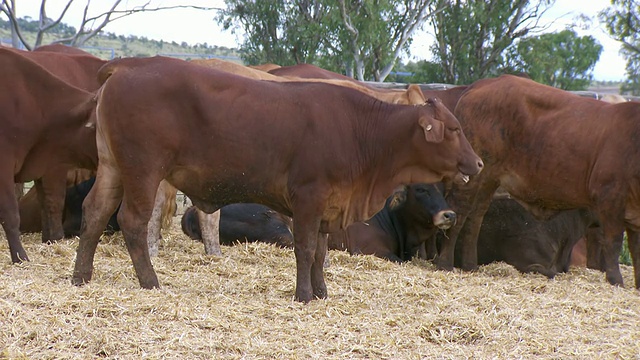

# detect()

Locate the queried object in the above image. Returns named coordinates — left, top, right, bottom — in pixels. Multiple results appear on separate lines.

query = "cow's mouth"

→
left=433, top=210, right=457, bottom=230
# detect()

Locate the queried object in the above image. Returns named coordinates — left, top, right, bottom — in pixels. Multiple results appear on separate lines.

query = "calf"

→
left=73, top=56, right=482, bottom=302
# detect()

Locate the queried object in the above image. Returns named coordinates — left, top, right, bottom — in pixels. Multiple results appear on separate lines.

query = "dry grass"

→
left=1, top=221, right=639, bottom=359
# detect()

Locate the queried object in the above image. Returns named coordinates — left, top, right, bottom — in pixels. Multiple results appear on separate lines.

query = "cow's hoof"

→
left=71, top=275, right=90, bottom=286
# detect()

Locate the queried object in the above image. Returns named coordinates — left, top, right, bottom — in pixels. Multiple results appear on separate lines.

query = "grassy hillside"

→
left=0, top=17, right=241, bottom=62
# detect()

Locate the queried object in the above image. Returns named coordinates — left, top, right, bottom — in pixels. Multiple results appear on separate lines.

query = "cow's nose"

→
left=443, top=210, right=457, bottom=224
left=477, top=159, right=484, bottom=169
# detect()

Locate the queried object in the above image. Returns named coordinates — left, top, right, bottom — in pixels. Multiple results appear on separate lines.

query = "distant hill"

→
left=0, top=16, right=242, bottom=62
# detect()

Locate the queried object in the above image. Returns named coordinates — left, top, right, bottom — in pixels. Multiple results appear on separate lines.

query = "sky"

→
left=6, top=0, right=628, bottom=81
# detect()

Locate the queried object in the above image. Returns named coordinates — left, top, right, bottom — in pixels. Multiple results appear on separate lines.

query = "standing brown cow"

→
left=435, top=74, right=640, bottom=289
left=14, top=45, right=106, bottom=244
left=72, top=56, right=483, bottom=302
left=0, top=47, right=97, bottom=262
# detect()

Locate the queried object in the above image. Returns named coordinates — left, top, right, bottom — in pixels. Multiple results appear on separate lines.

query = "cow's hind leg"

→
left=34, top=170, right=67, bottom=243
left=626, top=229, right=640, bottom=289
left=599, top=227, right=625, bottom=287
left=0, top=176, right=28, bottom=262
left=198, top=209, right=222, bottom=256
left=117, top=176, right=164, bottom=289
left=147, top=180, right=177, bottom=257
left=72, top=167, right=123, bottom=285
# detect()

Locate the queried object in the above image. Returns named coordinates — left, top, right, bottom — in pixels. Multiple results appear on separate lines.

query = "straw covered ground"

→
left=1, top=220, right=639, bottom=359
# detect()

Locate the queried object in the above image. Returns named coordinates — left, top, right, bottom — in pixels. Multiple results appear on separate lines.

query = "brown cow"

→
left=421, top=86, right=468, bottom=113
left=191, top=58, right=427, bottom=105
left=33, top=43, right=97, bottom=56
left=72, top=56, right=483, bottom=302
left=11, top=46, right=106, bottom=243
left=435, top=74, right=640, bottom=289
left=268, top=63, right=363, bottom=83
left=186, top=58, right=429, bottom=256
left=249, top=63, right=282, bottom=72
left=0, top=47, right=97, bottom=262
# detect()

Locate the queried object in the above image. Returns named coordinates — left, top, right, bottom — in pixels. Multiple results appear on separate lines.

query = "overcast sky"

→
left=7, top=0, right=627, bottom=81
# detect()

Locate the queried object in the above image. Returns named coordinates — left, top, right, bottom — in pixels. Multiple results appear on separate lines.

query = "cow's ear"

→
left=388, top=185, right=408, bottom=210
left=407, top=84, right=426, bottom=105
left=419, top=116, right=445, bottom=143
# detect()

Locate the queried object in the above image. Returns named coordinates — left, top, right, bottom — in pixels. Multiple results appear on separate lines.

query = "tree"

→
left=427, top=0, right=554, bottom=85
left=600, top=0, right=640, bottom=95
left=0, top=0, right=218, bottom=50
left=505, top=30, right=602, bottom=90
left=218, top=0, right=440, bottom=81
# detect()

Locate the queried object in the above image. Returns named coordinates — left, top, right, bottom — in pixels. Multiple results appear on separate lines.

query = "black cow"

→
left=328, top=183, right=455, bottom=262
left=446, top=197, right=597, bottom=278
left=181, top=204, right=294, bottom=247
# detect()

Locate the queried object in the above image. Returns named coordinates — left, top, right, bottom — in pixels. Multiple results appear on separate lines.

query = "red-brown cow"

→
left=72, top=56, right=483, bottom=302
left=0, top=47, right=97, bottom=262
left=421, top=86, right=468, bottom=113
left=268, top=63, right=363, bottom=83
left=12, top=46, right=106, bottom=243
left=435, top=74, right=640, bottom=289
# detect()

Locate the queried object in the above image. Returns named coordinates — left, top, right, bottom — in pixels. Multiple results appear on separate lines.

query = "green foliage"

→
left=600, top=0, right=640, bottom=95
left=620, top=235, right=631, bottom=266
left=505, top=30, right=602, bottom=90
left=396, top=60, right=447, bottom=83
left=428, top=0, right=554, bottom=85
left=218, top=0, right=327, bottom=67
left=217, top=0, right=432, bottom=81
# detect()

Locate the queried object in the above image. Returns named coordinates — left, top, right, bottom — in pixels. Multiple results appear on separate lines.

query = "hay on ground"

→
left=1, top=221, right=639, bottom=359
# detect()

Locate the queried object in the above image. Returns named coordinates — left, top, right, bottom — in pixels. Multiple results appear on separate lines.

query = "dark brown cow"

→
left=73, top=56, right=483, bottom=302
left=435, top=74, right=640, bottom=289
left=0, top=47, right=97, bottom=262
left=328, top=183, right=455, bottom=262
left=448, top=197, right=596, bottom=278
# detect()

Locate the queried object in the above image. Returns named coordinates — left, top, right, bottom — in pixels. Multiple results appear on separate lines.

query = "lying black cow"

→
left=20, top=177, right=119, bottom=237
left=447, top=197, right=597, bottom=277
left=327, top=183, right=455, bottom=262
left=181, top=204, right=294, bottom=247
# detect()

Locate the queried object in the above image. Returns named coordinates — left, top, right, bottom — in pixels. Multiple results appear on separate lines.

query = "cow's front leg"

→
left=292, top=195, right=325, bottom=303
left=0, top=174, right=28, bottom=262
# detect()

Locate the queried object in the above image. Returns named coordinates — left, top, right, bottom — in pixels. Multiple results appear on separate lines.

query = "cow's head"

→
left=415, top=97, right=483, bottom=183
left=389, top=183, right=456, bottom=230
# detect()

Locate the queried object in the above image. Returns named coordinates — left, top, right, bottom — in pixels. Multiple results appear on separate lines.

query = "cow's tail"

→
left=85, top=62, right=119, bottom=129
left=97, top=60, right=121, bottom=86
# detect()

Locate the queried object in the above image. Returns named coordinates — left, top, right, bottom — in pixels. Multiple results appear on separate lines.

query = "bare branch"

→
left=1, top=0, right=31, bottom=49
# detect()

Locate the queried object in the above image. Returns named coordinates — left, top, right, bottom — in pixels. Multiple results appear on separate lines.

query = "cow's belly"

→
left=166, top=167, right=291, bottom=215
left=499, top=173, right=591, bottom=211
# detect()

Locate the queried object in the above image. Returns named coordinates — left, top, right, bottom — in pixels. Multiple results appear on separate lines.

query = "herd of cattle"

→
left=3, top=43, right=638, bottom=303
